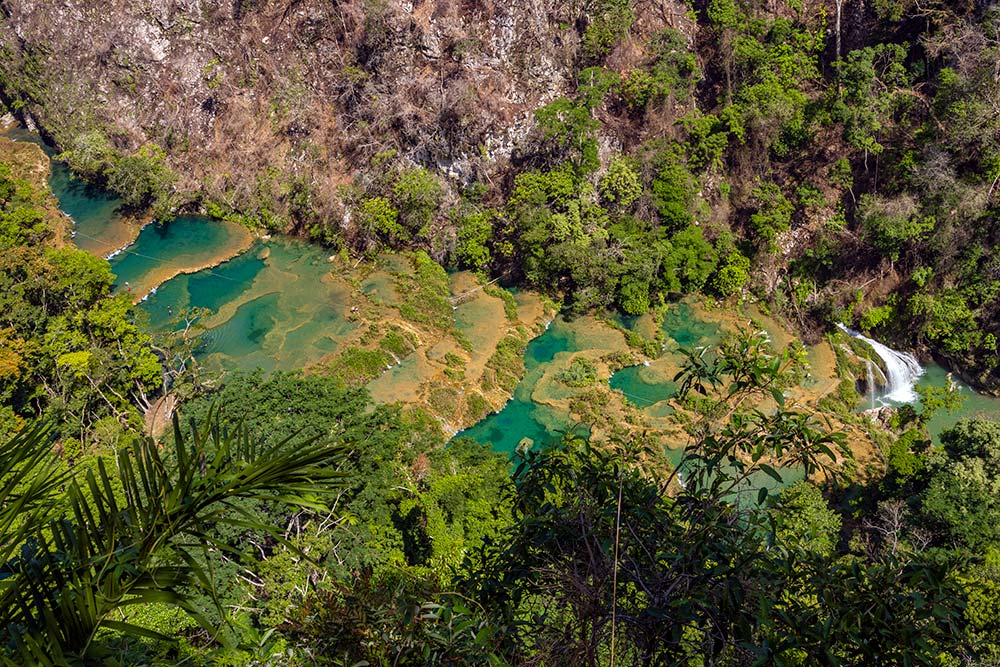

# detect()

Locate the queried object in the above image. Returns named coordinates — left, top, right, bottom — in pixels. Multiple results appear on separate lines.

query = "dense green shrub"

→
left=359, top=196, right=403, bottom=240
left=556, top=357, right=599, bottom=387
left=106, top=144, right=176, bottom=216
left=599, top=156, right=642, bottom=208
left=392, top=167, right=442, bottom=235
left=581, top=0, right=635, bottom=60
left=858, top=193, right=933, bottom=261
left=325, top=346, right=392, bottom=386
left=749, top=182, right=793, bottom=248
left=711, top=249, right=751, bottom=297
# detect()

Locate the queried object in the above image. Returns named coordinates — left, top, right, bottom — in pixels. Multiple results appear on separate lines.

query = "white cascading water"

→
left=865, top=359, right=876, bottom=410
left=837, top=324, right=924, bottom=404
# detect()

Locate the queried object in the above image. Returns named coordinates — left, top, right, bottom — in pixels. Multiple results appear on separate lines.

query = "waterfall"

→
left=865, top=359, right=876, bottom=410
left=837, top=324, right=924, bottom=404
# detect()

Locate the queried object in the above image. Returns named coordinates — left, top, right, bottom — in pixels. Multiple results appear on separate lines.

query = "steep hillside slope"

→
left=4, top=0, right=1000, bottom=391
left=0, top=1, right=655, bottom=218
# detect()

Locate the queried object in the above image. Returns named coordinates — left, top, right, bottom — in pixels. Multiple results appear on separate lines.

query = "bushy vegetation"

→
left=556, top=356, right=599, bottom=387
left=10, top=0, right=1000, bottom=663
left=0, top=162, right=51, bottom=247
left=61, top=137, right=178, bottom=220
left=0, top=162, right=160, bottom=441
left=485, top=334, right=528, bottom=393
left=323, top=345, right=392, bottom=386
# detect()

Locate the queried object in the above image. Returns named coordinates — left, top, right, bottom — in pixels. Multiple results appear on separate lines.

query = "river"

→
left=7, top=126, right=1000, bottom=462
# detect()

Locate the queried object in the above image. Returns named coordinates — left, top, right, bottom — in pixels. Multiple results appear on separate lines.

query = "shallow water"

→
left=459, top=302, right=723, bottom=455
left=456, top=317, right=585, bottom=454
left=608, top=301, right=721, bottom=409
left=1, top=126, right=351, bottom=375
left=109, top=216, right=252, bottom=297
left=142, top=238, right=356, bottom=374
left=51, top=163, right=136, bottom=257
left=2, top=126, right=138, bottom=256
left=873, top=363, right=1000, bottom=442
left=610, top=365, right=678, bottom=408
left=661, top=302, right=724, bottom=349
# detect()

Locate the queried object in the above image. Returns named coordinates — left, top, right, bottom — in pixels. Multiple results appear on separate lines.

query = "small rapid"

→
left=837, top=324, right=924, bottom=404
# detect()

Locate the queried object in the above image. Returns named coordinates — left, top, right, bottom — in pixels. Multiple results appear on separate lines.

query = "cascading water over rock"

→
left=837, top=324, right=924, bottom=404
left=866, top=359, right=876, bottom=410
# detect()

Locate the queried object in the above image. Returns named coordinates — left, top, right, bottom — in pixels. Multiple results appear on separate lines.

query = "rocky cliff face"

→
left=0, top=1, right=687, bottom=232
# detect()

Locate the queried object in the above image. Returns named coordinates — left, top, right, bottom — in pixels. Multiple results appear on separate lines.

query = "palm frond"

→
left=0, top=409, right=349, bottom=662
left=0, top=421, right=66, bottom=566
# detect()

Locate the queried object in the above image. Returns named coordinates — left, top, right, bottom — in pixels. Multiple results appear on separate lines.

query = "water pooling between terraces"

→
left=139, top=239, right=357, bottom=374
left=11, top=125, right=1000, bottom=458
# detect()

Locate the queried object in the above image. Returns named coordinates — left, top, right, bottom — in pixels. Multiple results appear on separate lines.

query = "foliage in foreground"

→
left=0, top=328, right=992, bottom=665
left=0, top=411, right=348, bottom=665
left=283, top=330, right=968, bottom=666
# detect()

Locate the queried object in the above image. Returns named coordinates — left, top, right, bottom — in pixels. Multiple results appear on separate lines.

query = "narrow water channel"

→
left=457, top=317, right=585, bottom=454
left=7, top=125, right=1000, bottom=463
left=109, top=216, right=252, bottom=298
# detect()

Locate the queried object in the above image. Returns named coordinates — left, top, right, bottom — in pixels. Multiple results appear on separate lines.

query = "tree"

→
left=581, top=0, right=635, bottom=61
left=749, top=182, right=793, bottom=249
left=0, top=164, right=51, bottom=249
left=858, top=193, right=933, bottom=263
left=359, top=196, right=404, bottom=243
left=650, top=151, right=697, bottom=232
left=106, top=144, right=176, bottom=216
left=464, top=331, right=831, bottom=662
left=663, top=225, right=717, bottom=292
left=534, top=98, right=601, bottom=173
left=648, top=28, right=700, bottom=104
left=921, top=420, right=1000, bottom=551
left=460, top=328, right=963, bottom=664
left=0, top=245, right=162, bottom=441
left=0, top=411, right=348, bottom=663
left=908, top=289, right=980, bottom=357
left=58, top=131, right=114, bottom=180
left=770, top=482, right=842, bottom=557
left=599, top=156, right=641, bottom=208
left=285, top=569, right=506, bottom=666
left=710, top=248, right=751, bottom=297
left=834, top=44, right=910, bottom=156
left=180, top=373, right=514, bottom=664
left=392, top=167, right=442, bottom=236
left=455, top=210, right=494, bottom=270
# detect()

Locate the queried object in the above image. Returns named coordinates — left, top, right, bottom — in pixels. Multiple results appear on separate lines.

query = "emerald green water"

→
left=2, top=125, right=133, bottom=257
left=49, top=158, right=128, bottom=257
left=142, top=248, right=267, bottom=327
left=458, top=305, right=803, bottom=499
left=609, top=302, right=721, bottom=409
left=457, top=318, right=584, bottom=454
left=660, top=302, right=724, bottom=349
left=108, top=215, right=250, bottom=297
left=878, top=364, right=1000, bottom=442
left=610, top=365, right=678, bottom=408
left=2, top=128, right=355, bottom=373
left=460, top=302, right=723, bottom=454
left=141, top=239, right=356, bottom=373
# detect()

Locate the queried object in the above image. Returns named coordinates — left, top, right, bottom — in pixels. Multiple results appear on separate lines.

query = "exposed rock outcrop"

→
left=0, top=1, right=692, bottom=235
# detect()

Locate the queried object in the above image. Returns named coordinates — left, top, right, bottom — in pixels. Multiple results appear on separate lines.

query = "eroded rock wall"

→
left=0, top=2, right=559, bottom=211
left=0, top=1, right=690, bottom=232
